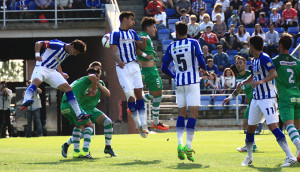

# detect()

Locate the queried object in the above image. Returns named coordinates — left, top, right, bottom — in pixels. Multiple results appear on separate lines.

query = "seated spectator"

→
left=35, top=0, right=53, bottom=20
left=252, top=24, right=266, bottom=42
left=229, top=10, right=240, bottom=27
left=187, top=15, right=201, bottom=39
left=206, top=72, right=220, bottom=94
left=191, top=0, right=207, bottom=16
left=57, top=0, right=73, bottom=19
left=229, top=55, right=239, bottom=76
left=200, top=73, right=209, bottom=94
left=212, top=3, right=225, bottom=22
left=199, top=13, right=214, bottom=32
left=179, top=8, right=190, bottom=24
left=270, top=8, right=281, bottom=27
left=265, top=24, right=279, bottom=57
left=241, top=4, right=255, bottom=28
left=295, top=0, right=300, bottom=23
left=176, top=0, right=191, bottom=17
left=17, top=0, right=29, bottom=10
left=206, top=58, right=219, bottom=76
left=270, top=0, right=283, bottom=12
left=145, top=0, right=164, bottom=16
left=86, top=0, right=101, bottom=17
left=238, top=41, right=250, bottom=60
left=213, top=45, right=229, bottom=72
left=213, top=14, right=227, bottom=40
left=258, top=12, right=267, bottom=27
left=221, top=24, right=242, bottom=51
left=216, top=0, right=231, bottom=21
left=282, top=2, right=298, bottom=31
left=230, top=0, right=243, bottom=16
left=202, top=45, right=213, bottom=62
left=220, top=68, right=236, bottom=94
left=159, top=0, right=174, bottom=9
left=236, top=25, right=250, bottom=43
left=248, top=0, right=264, bottom=20
left=154, top=5, right=167, bottom=30
left=199, top=25, right=219, bottom=51
left=198, top=7, right=206, bottom=23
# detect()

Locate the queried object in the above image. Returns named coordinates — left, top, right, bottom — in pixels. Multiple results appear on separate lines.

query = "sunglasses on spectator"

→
left=230, top=27, right=235, bottom=29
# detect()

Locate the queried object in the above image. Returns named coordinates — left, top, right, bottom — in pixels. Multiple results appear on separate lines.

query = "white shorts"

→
left=31, top=66, right=68, bottom=88
left=176, top=83, right=200, bottom=108
left=248, top=98, right=279, bottom=125
left=116, top=61, right=143, bottom=93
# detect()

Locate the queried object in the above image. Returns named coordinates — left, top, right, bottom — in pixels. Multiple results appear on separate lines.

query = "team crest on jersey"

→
left=267, top=62, right=272, bottom=67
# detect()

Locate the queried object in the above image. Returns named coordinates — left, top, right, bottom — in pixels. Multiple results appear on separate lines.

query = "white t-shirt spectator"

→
left=270, top=13, right=281, bottom=23
left=236, top=32, right=250, bottom=42
left=216, top=0, right=230, bottom=12
left=199, top=21, right=214, bottom=32
left=154, top=12, right=167, bottom=27
left=252, top=32, right=266, bottom=41
left=211, top=11, right=225, bottom=22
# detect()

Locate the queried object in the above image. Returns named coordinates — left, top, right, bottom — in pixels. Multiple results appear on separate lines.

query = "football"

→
left=102, top=33, right=110, bottom=48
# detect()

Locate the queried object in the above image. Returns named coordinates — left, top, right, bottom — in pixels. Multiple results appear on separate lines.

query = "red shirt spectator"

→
left=145, top=0, right=164, bottom=16
left=201, top=31, right=219, bottom=44
left=282, top=7, right=297, bottom=20
left=247, top=0, right=263, bottom=12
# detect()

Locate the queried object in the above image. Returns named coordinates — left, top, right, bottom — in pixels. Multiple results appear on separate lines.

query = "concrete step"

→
left=162, top=94, right=176, bottom=102
left=162, top=90, right=175, bottom=95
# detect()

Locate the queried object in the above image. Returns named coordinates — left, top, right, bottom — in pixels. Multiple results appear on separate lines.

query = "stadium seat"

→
left=211, top=50, right=218, bottom=55
left=274, top=27, right=284, bottom=34
left=162, top=39, right=173, bottom=54
left=167, top=18, right=179, bottom=30
left=262, top=27, right=269, bottom=33
left=245, top=28, right=254, bottom=36
left=206, top=2, right=213, bottom=8
left=228, top=55, right=235, bottom=63
left=29, top=1, right=36, bottom=10
left=165, top=8, right=176, bottom=18
left=157, top=29, right=171, bottom=43
left=213, top=95, right=227, bottom=110
left=206, top=8, right=213, bottom=17
left=229, top=95, right=242, bottom=110
left=226, top=50, right=238, bottom=55
left=246, top=60, right=251, bottom=65
left=287, top=27, right=299, bottom=35
left=199, top=95, right=211, bottom=111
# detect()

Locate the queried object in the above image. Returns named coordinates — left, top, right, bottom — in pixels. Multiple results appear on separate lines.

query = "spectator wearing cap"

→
left=154, top=5, right=167, bottom=30
left=199, top=25, right=219, bottom=51
left=188, top=15, right=201, bottom=39
left=175, top=0, right=191, bottom=17
left=213, top=45, right=229, bottom=72
left=179, top=8, right=190, bottom=24
left=145, top=0, right=164, bottom=16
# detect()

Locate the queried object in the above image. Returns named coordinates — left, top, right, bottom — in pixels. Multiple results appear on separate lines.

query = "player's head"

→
left=175, top=21, right=188, bottom=37
left=141, top=17, right=157, bottom=37
left=88, top=61, right=102, bottom=70
left=279, top=33, right=293, bottom=51
left=86, top=66, right=101, bottom=80
left=70, top=39, right=87, bottom=56
left=119, top=11, right=135, bottom=28
left=249, top=35, right=263, bottom=54
left=235, top=55, right=246, bottom=73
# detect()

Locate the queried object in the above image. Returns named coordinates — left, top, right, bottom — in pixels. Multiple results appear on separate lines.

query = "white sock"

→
left=177, top=127, right=184, bottom=145
left=132, top=110, right=141, bottom=128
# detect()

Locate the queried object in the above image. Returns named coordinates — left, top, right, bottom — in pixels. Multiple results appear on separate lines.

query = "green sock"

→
left=72, top=128, right=81, bottom=153
left=82, top=127, right=93, bottom=152
left=143, top=93, right=154, bottom=102
left=103, top=117, right=113, bottom=146
left=152, top=95, right=162, bottom=125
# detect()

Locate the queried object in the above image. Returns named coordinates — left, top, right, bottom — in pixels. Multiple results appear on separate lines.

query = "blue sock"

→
left=66, top=91, right=81, bottom=117
left=186, top=118, right=196, bottom=149
left=177, top=116, right=185, bottom=145
left=136, top=99, right=146, bottom=126
left=23, top=84, right=37, bottom=102
left=272, top=128, right=285, bottom=141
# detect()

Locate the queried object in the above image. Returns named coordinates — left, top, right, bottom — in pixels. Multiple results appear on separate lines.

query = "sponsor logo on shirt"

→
left=279, top=61, right=296, bottom=66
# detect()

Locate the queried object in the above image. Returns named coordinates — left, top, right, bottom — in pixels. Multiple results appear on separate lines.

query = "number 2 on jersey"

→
left=176, top=54, right=187, bottom=71
left=287, top=68, right=295, bottom=84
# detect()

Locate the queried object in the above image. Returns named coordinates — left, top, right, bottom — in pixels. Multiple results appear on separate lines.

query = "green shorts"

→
left=278, top=96, right=300, bottom=122
left=141, top=66, right=163, bottom=91
left=243, top=105, right=250, bottom=119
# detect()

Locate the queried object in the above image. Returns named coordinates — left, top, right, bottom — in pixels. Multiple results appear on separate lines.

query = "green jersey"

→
left=272, top=54, right=300, bottom=98
left=137, top=32, right=156, bottom=61
left=61, top=76, right=106, bottom=110
left=236, top=70, right=253, bottom=101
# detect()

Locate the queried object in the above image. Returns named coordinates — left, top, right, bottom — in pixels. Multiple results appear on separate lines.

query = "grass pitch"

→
left=0, top=130, right=300, bottom=172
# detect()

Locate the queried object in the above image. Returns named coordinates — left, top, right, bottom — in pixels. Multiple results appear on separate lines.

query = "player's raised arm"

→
left=161, top=45, right=175, bottom=78
left=35, top=41, right=44, bottom=61
left=110, top=44, right=125, bottom=68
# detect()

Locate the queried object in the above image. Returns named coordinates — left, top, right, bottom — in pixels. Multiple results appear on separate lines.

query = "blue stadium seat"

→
left=245, top=28, right=254, bottom=36
left=167, top=18, right=179, bottom=30
left=287, top=27, right=299, bottom=35
left=211, top=50, right=218, bottom=55
left=262, top=27, right=269, bottom=33
left=162, top=39, right=173, bottom=54
left=274, top=27, right=284, bottom=34
left=228, top=55, right=235, bottom=63
left=206, top=8, right=213, bottom=17
left=229, top=96, right=242, bottom=110
left=199, top=95, right=211, bottom=111
left=246, top=60, right=251, bottom=65
left=206, top=2, right=213, bottom=8
left=165, top=8, right=176, bottom=18
left=29, top=1, right=36, bottom=10
left=213, top=95, right=226, bottom=110
left=227, top=50, right=238, bottom=55
left=157, top=29, right=171, bottom=43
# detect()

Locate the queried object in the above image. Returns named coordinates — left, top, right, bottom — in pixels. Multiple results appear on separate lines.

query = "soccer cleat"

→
left=281, top=156, right=297, bottom=167
left=137, top=126, right=148, bottom=138
left=21, top=99, right=34, bottom=111
left=81, top=151, right=93, bottom=159
left=241, top=156, right=253, bottom=166
left=77, top=113, right=92, bottom=122
left=73, top=151, right=82, bottom=158
left=177, top=144, right=186, bottom=160
left=237, top=145, right=258, bottom=152
left=297, top=150, right=300, bottom=162
left=184, top=145, right=195, bottom=162
left=61, top=142, right=69, bottom=158
left=104, top=145, right=117, bottom=157
left=151, top=122, right=170, bottom=131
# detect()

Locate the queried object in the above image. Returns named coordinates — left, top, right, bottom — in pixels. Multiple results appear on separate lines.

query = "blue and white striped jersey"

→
left=251, top=52, right=277, bottom=100
left=37, top=39, right=69, bottom=69
left=162, top=38, right=206, bottom=86
left=109, top=28, right=141, bottom=64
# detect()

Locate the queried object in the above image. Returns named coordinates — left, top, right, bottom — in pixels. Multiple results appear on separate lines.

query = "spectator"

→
left=221, top=24, right=242, bottom=51
left=238, top=41, right=250, bottom=59
left=212, top=3, right=225, bottom=22
left=199, top=25, right=219, bottom=51
left=57, top=0, right=73, bottom=19
left=176, top=0, right=191, bottom=17
left=230, top=0, right=243, bottom=16
left=230, top=55, right=239, bottom=76
left=25, top=80, right=43, bottom=137
left=154, top=5, right=167, bottom=30
left=206, top=72, right=220, bottom=94
left=206, top=58, right=220, bottom=76
left=252, top=23, right=266, bottom=42
left=16, top=0, right=32, bottom=19
left=202, top=45, right=213, bottom=62
left=191, top=0, right=206, bottom=15
left=270, top=8, right=281, bottom=27
left=200, top=73, right=209, bottom=94
left=0, top=81, right=13, bottom=138
left=213, top=13, right=227, bottom=40
left=213, top=44, right=229, bottom=72
left=282, top=2, right=298, bottom=31
left=187, top=15, right=201, bottom=39
left=229, top=10, right=240, bottom=27
left=284, top=0, right=297, bottom=7
left=236, top=25, right=250, bottom=42
left=86, top=0, right=101, bottom=17
left=145, top=0, right=164, bottom=16
left=294, top=0, right=300, bottom=22
left=35, top=0, right=53, bottom=20
left=220, top=68, right=236, bottom=94
left=241, top=4, right=255, bottom=28
left=179, top=8, right=190, bottom=24
left=216, top=0, right=231, bottom=21
left=199, top=13, right=214, bottom=32
left=270, top=0, right=283, bottom=12
left=198, top=7, right=206, bottom=23
left=247, top=0, right=264, bottom=20
left=258, top=12, right=267, bottom=27
left=159, top=0, right=174, bottom=9
left=265, top=24, right=279, bottom=57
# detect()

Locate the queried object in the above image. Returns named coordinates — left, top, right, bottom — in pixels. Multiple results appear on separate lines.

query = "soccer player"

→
left=21, top=39, right=91, bottom=122
left=237, top=36, right=297, bottom=167
left=272, top=33, right=300, bottom=162
left=162, top=21, right=206, bottom=162
left=136, top=16, right=169, bottom=131
left=222, top=55, right=258, bottom=152
left=110, top=11, right=149, bottom=138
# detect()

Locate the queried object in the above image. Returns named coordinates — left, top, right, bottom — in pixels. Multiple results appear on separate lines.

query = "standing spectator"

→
left=16, top=0, right=32, bottom=19
left=213, top=44, right=229, bottom=72
left=199, top=25, right=219, bottom=51
left=0, top=81, right=13, bottom=138
left=175, top=0, right=191, bottom=17
left=236, top=25, right=250, bottom=42
left=213, top=14, right=227, bottom=40
left=230, top=0, right=243, bottom=16
left=206, top=59, right=220, bottom=76
left=241, top=4, right=255, bottom=28
left=212, top=3, right=225, bottom=22
left=57, top=0, right=73, bottom=19
left=179, top=8, right=190, bottom=24
left=0, top=0, right=10, bottom=10
left=187, top=15, right=201, bottom=39
left=25, top=80, right=43, bottom=137
left=248, top=0, right=264, bottom=20
left=220, top=68, right=236, bottom=94
left=154, top=5, right=167, bottom=30
left=199, top=13, right=214, bottom=32
left=86, top=0, right=101, bottom=17
left=229, top=10, right=241, bottom=27
left=265, top=24, right=279, bottom=57
left=282, top=2, right=298, bottom=31
left=202, top=45, right=213, bottom=62
left=191, top=0, right=206, bottom=16
left=258, top=12, right=267, bottom=27
left=270, top=0, right=283, bottom=12
left=145, top=0, right=164, bottom=16
left=270, top=8, right=281, bottom=27
left=221, top=24, right=242, bottom=51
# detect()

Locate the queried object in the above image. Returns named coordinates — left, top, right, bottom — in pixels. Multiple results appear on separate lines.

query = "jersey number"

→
left=176, top=54, right=187, bottom=71
left=266, top=107, right=275, bottom=115
left=287, top=68, right=295, bottom=84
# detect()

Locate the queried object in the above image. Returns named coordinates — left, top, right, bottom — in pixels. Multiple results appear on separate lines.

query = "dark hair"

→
left=86, top=67, right=101, bottom=74
left=235, top=55, right=246, bottom=63
left=119, top=11, right=135, bottom=23
left=70, top=39, right=87, bottom=54
left=217, top=45, right=223, bottom=49
left=250, top=36, right=264, bottom=51
left=0, top=81, right=7, bottom=88
left=175, top=21, right=188, bottom=36
left=88, top=61, right=102, bottom=68
left=279, top=33, right=293, bottom=50
left=207, top=58, right=214, bottom=63
left=141, top=17, right=157, bottom=31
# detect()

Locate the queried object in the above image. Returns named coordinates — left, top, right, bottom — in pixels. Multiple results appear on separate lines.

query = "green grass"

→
left=0, top=130, right=299, bottom=171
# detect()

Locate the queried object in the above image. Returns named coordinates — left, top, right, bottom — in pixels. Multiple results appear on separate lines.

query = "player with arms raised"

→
left=272, top=33, right=300, bottom=162
left=162, top=21, right=206, bottom=162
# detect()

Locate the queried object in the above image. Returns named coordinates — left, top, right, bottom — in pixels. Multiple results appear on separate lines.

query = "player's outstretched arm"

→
left=98, top=82, right=111, bottom=97
left=222, top=87, right=242, bottom=106
left=237, top=75, right=253, bottom=89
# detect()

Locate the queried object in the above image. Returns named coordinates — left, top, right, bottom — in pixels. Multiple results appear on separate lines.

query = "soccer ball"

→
left=102, top=33, right=110, bottom=48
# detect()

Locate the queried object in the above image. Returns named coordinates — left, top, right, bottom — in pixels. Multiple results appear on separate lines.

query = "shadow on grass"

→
left=248, top=162, right=300, bottom=172
left=25, top=158, right=101, bottom=165
left=114, top=160, right=162, bottom=166
left=167, top=162, right=209, bottom=170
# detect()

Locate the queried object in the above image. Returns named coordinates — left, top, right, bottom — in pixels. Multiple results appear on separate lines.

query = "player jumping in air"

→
left=162, top=21, right=206, bottom=162
left=272, top=33, right=300, bottom=162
